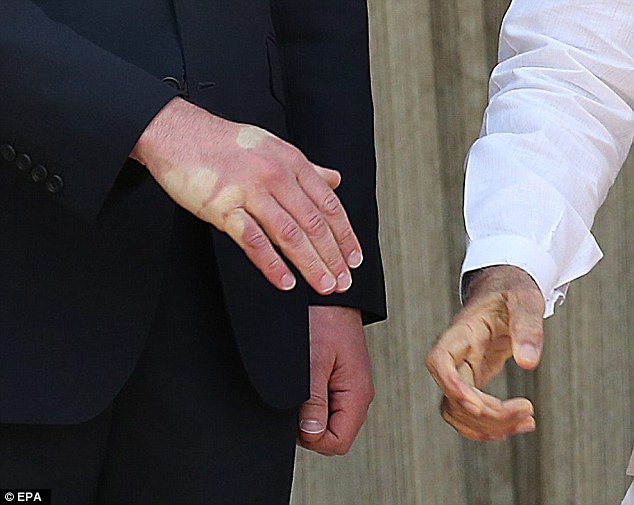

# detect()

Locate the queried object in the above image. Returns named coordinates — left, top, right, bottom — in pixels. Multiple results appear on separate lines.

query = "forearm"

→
left=463, top=0, right=634, bottom=314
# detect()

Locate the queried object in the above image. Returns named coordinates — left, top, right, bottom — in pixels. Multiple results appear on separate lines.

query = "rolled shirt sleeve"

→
left=462, top=0, right=634, bottom=316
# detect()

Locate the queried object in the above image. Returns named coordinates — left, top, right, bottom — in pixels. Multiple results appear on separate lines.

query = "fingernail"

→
left=336, top=272, right=352, bottom=291
left=319, top=273, right=337, bottom=293
left=299, top=419, right=326, bottom=434
left=347, top=250, right=363, bottom=269
left=514, top=420, right=536, bottom=434
left=281, top=273, right=296, bottom=290
left=519, top=344, right=539, bottom=364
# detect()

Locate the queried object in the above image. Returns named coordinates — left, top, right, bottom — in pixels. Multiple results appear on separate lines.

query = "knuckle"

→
left=305, top=257, right=323, bottom=274
left=360, top=380, right=376, bottom=405
left=336, top=225, right=355, bottom=244
left=335, top=441, right=353, bottom=455
left=279, top=220, right=304, bottom=245
left=424, top=352, right=435, bottom=372
left=243, top=228, right=268, bottom=250
left=264, top=255, right=282, bottom=273
left=321, top=192, right=342, bottom=215
left=323, top=254, right=344, bottom=273
left=305, top=212, right=328, bottom=236
left=220, top=208, right=243, bottom=234
left=461, top=429, right=483, bottom=441
left=425, top=349, right=442, bottom=372
left=307, top=392, right=328, bottom=407
left=367, top=385, right=376, bottom=404
left=287, top=149, right=309, bottom=170
left=441, top=409, right=454, bottom=425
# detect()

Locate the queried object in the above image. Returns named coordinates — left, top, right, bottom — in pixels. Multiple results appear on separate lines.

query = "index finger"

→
left=426, top=345, right=485, bottom=417
left=426, top=319, right=495, bottom=415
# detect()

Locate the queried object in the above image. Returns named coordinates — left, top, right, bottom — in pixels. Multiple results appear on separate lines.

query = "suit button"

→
left=15, top=153, right=32, bottom=172
left=0, top=144, right=16, bottom=162
left=162, top=76, right=182, bottom=91
left=46, top=174, right=64, bottom=194
left=31, top=164, right=48, bottom=183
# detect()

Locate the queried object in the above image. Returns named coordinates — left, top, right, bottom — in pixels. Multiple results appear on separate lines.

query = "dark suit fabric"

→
left=0, top=208, right=297, bottom=504
left=0, top=0, right=385, bottom=425
left=1, top=0, right=385, bottom=501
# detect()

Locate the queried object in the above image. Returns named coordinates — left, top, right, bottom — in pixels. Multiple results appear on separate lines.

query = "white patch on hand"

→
left=223, top=208, right=247, bottom=246
left=198, top=184, right=245, bottom=225
left=236, top=125, right=272, bottom=149
left=160, top=169, right=187, bottom=195
left=187, top=169, right=219, bottom=205
left=212, top=185, right=244, bottom=216
left=160, top=168, right=220, bottom=219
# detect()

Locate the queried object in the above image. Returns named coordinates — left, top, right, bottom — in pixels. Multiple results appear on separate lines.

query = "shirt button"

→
left=15, top=153, right=32, bottom=173
left=31, top=164, right=48, bottom=183
left=162, top=76, right=182, bottom=91
left=46, top=174, right=64, bottom=194
left=0, top=144, right=16, bottom=162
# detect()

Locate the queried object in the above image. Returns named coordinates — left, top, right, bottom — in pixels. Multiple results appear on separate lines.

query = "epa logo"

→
left=4, top=492, right=43, bottom=502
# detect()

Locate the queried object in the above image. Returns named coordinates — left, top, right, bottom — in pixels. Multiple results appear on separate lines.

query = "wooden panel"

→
left=538, top=160, right=634, bottom=505
left=291, top=1, right=634, bottom=504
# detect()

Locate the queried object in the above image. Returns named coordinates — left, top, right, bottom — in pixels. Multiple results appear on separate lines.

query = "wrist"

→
left=130, top=97, right=201, bottom=167
left=131, top=97, right=173, bottom=165
left=463, top=265, right=539, bottom=303
left=309, top=305, right=362, bottom=322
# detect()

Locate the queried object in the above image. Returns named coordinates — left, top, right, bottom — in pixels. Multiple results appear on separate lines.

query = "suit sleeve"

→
left=271, top=0, right=387, bottom=325
left=0, top=1, right=179, bottom=221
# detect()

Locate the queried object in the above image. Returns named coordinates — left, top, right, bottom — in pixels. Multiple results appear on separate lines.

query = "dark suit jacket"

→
left=0, top=0, right=386, bottom=423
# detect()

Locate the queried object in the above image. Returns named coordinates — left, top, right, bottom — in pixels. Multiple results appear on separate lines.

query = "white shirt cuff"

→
left=461, top=235, right=566, bottom=317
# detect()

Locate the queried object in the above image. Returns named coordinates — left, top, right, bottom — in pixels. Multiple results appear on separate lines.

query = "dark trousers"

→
left=0, top=208, right=298, bottom=504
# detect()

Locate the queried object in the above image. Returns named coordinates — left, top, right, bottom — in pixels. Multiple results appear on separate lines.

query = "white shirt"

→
left=462, top=0, right=634, bottom=316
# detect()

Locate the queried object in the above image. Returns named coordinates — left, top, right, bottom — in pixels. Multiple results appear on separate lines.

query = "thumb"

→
left=313, top=165, right=341, bottom=190
left=298, top=374, right=329, bottom=445
left=508, top=291, right=545, bottom=370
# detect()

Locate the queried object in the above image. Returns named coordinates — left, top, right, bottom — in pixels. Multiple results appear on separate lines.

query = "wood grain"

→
left=291, top=1, right=633, bottom=503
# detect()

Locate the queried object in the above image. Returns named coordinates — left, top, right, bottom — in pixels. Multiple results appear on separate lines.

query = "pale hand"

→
left=132, top=98, right=363, bottom=295
left=425, top=265, right=545, bottom=441
left=297, top=306, right=374, bottom=455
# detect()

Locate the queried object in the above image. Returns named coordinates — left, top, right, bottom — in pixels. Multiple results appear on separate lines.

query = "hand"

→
left=425, top=265, right=545, bottom=441
left=297, top=306, right=374, bottom=455
left=131, top=98, right=363, bottom=295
